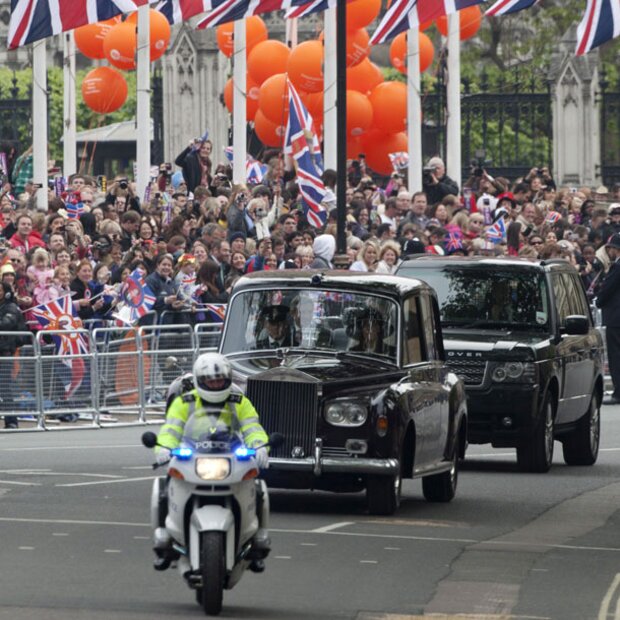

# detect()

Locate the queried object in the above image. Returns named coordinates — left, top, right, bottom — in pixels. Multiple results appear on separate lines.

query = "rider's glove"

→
left=255, top=447, right=269, bottom=469
left=155, top=449, right=171, bottom=466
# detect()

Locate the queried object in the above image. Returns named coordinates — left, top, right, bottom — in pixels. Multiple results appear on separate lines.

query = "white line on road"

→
left=0, top=480, right=41, bottom=486
left=1, top=516, right=619, bottom=554
left=18, top=546, right=34, bottom=550
left=55, top=475, right=157, bottom=488
left=599, top=573, right=620, bottom=620
left=300, top=542, right=317, bottom=546
left=104, top=549, right=122, bottom=553
left=274, top=556, right=291, bottom=560
left=384, top=547, right=401, bottom=551
left=1, top=471, right=124, bottom=479
left=311, top=521, right=355, bottom=533
left=360, top=560, right=378, bottom=564
left=0, top=444, right=142, bottom=452
left=52, top=533, right=68, bottom=537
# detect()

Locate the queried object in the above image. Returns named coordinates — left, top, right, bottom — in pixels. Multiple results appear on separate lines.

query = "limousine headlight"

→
left=325, top=400, right=369, bottom=427
left=491, top=362, right=536, bottom=383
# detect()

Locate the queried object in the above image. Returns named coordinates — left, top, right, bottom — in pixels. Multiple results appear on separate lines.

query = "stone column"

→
left=549, top=26, right=601, bottom=187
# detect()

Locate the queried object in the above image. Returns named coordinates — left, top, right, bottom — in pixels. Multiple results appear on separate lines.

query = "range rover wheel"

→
left=422, top=446, right=458, bottom=502
left=562, top=394, right=600, bottom=466
left=366, top=472, right=401, bottom=516
left=517, top=395, right=554, bottom=473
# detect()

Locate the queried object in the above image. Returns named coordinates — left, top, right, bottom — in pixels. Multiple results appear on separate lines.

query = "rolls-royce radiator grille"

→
left=446, top=359, right=487, bottom=386
left=246, top=379, right=318, bottom=459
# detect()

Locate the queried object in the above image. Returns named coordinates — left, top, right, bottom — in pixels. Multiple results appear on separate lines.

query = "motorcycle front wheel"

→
left=200, top=531, right=225, bottom=615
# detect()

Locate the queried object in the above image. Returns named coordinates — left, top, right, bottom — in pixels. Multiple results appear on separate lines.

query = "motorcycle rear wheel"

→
left=200, top=531, right=225, bottom=615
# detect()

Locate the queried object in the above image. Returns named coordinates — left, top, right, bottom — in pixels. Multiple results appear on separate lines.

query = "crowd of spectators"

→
left=2, top=138, right=620, bottom=425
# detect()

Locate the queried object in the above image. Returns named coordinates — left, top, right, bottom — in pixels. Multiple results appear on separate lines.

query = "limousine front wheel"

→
left=562, top=393, right=600, bottom=466
left=366, top=471, right=401, bottom=516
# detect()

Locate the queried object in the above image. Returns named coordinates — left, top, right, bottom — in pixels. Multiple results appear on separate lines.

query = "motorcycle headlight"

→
left=195, top=457, right=231, bottom=481
left=491, top=362, right=536, bottom=383
left=324, top=400, right=368, bottom=427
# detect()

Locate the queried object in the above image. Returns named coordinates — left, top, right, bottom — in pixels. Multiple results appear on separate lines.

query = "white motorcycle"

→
left=142, top=414, right=284, bottom=616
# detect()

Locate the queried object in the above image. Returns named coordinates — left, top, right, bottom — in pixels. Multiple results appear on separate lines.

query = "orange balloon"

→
left=287, top=40, right=324, bottom=94
left=103, top=22, right=137, bottom=70
left=301, top=91, right=323, bottom=119
left=346, top=90, right=373, bottom=137
left=347, top=0, right=382, bottom=30
left=258, top=73, right=290, bottom=125
left=346, top=58, right=384, bottom=94
left=389, top=31, right=434, bottom=74
left=436, top=6, right=482, bottom=40
left=82, top=67, right=128, bottom=114
left=74, top=17, right=120, bottom=59
left=125, top=9, right=171, bottom=61
left=361, top=130, right=408, bottom=175
left=346, top=135, right=364, bottom=160
left=216, top=16, right=268, bottom=58
left=248, top=40, right=291, bottom=86
left=319, top=28, right=369, bottom=68
left=254, top=110, right=286, bottom=148
left=369, top=81, right=407, bottom=133
left=223, top=74, right=260, bottom=121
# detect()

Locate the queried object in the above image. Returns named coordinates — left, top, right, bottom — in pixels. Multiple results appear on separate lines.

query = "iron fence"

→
left=599, top=70, right=620, bottom=188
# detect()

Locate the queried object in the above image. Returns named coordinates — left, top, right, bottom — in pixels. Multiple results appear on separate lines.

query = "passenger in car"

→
left=348, top=308, right=388, bottom=354
left=255, top=304, right=296, bottom=349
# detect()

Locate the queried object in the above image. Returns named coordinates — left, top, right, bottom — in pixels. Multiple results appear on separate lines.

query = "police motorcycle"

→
left=142, top=415, right=284, bottom=616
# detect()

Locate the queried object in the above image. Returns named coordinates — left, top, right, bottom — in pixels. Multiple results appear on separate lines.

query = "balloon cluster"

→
left=75, top=10, right=171, bottom=114
left=220, top=1, right=482, bottom=175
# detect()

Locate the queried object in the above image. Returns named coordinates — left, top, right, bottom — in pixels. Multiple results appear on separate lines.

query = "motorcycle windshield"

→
left=181, top=411, right=242, bottom=454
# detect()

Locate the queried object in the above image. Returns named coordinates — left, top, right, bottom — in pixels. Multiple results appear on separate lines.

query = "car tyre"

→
left=366, top=471, right=401, bottom=516
left=517, top=394, right=554, bottom=473
left=562, top=393, right=600, bottom=466
left=422, top=444, right=458, bottom=502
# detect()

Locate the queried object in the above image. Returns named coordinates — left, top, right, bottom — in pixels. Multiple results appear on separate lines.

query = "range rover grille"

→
left=246, top=378, right=318, bottom=459
left=446, top=359, right=487, bottom=386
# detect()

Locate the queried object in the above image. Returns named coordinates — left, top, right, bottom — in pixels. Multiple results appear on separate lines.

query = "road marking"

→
left=274, top=556, right=291, bottom=560
left=52, top=533, right=68, bottom=537
left=0, top=480, right=41, bottom=486
left=0, top=444, right=142, bottom=452
left=356, top=615, right=550, bottom=619
left=300, top=542, right=317, bottom=546
left=18, top=546, right=34, bottom=550
left=0, top=516, right=619, bottom=555
left=1, top=471, right=124, bottom=479
left=311, top=521, right=355, bottom=533
left=360, top=560, right=378, bottom=564
left=599, top=573, right=620, bottom=620
left=56, top=475, right=157, bottom=488
left=104, top=549, right=122, bottom=553
left=133, top=535, right=150, bottom=540
left=384, top=547, right=400, bottom=551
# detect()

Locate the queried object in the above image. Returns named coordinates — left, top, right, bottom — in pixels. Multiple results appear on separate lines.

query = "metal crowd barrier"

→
left=0, top=320, right=223, bottom=431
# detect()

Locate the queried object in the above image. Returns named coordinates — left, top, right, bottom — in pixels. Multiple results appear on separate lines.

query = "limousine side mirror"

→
left=563, top=315, right=589, bottom=336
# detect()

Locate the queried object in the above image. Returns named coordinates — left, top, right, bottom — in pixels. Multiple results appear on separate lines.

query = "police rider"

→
left=153, top=352, right=271, bottom=572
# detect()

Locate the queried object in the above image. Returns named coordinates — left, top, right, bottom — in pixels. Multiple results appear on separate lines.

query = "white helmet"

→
left=193, top=353, right=233, bottom=404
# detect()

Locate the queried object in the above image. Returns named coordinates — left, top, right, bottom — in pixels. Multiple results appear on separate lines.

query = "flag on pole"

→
left=284, top=80, right=327, bottom=229
left=485, top=216, right=506, bottom=243
left=485, top=0, right=539, bottom=17
left=224, top=147, right=268, bottom=184
left=576, top=0, right=620, bottom=56
left=66, top=201, right=84, bottom=220
left=30, top=295, right=89, bottom=399
left=114, top=268, right=156, bottom=325
left=155, top=0, right=212, bottom=23
left=205, top=304, right=226, bottom=322
left=370, top=0, right=486, bottom=45
left=285, top=0, right=356, bottom=18
left=8, top=0, right=154, bottom=49
left=196, top=0, right=292, bottom=28
left=388, top=151, right=409, bottom=171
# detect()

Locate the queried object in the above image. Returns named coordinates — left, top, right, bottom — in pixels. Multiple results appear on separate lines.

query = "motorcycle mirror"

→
left=142, top=431, right=158, bottom=448
left=164, top=356, right=179, bottom=369
left=269, top=432, right=285, bottom=449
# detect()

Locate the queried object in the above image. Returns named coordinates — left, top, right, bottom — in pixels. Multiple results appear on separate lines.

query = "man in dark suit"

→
left=256, top=305, right=296, bottom=349
left=596, top=233, right=620, bottom=405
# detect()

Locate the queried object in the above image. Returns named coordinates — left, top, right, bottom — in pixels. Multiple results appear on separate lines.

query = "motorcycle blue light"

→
left=171, top=447, right=193, bottom=460
left=234, top=447, right=256, bottom=461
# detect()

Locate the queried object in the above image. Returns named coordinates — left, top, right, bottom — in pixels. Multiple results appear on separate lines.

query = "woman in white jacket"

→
left=375, top=240, right=402, bottom=275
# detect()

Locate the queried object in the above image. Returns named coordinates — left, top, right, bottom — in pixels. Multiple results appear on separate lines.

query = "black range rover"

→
left=218, top=271, right=467, bottom=515
left=397, top=256, right=604, bottom=473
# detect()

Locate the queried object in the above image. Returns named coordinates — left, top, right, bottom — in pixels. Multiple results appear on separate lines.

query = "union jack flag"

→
left=285, top=0, right=355, bottom=18
left=115, top=268, right=156, bottom=325
left=445, top=232, right=463, bottom=253
left=31, top=295, right=89, bottom=399
left=196, top=0, right=296, bottom=28
left=485, top=216, right=506, bottom=244
left=576, top=0, right=620, bottom=56
left=205, top=303, right=226, bottom=322
left=8, top=0, right=154, bottom=50
left=223, top=147, right=268, bottom=184
left=485, top=0, right=538, bottom=16
left=388, top=151, right=409, bottom=171
left=66, top=201, right=84, bottom=220
left=370, top=0, right=486, bottom=45
left=155, top=0, right=212, bottom=23
left=545, top=210, right=562, bottom=225
left=284, top=80, right=327, bottom=229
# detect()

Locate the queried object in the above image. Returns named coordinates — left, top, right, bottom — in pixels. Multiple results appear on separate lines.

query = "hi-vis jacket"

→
left=156, top=389, right=269, bottom=451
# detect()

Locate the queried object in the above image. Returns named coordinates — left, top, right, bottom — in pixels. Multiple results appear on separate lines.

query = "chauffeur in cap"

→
left=256, top=305, right=296, bottom=349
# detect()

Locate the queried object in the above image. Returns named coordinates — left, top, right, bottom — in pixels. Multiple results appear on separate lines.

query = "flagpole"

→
left=446, top=12, right=462, bottom=191
left=334, top=0, right=347, bottom=266
left=136, top=5, right=151, bottom=203
left=63, top=32, right=77, bottom=179
left=407, top=29, right=423, bottom=193
left=232, top=19, right=247, bottom=185
left=323, top=6, right=337, bottom=171
left=285, top=16, right=298, bottom=48
left=32, top=40, right=48, bottom=213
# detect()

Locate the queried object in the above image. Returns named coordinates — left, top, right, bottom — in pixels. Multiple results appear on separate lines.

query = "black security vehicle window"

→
left=563, top=272, right=590, bottom=319
left=551, top=274, right=571, bottom=326
left=402, top=295, right=423, bottom=365
left=420, top=295, right=438, bottom=361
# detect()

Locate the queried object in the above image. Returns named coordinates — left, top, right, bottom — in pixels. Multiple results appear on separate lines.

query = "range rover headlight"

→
left=492, top=362, right=536, bottom=383
left=325, top=400, right=369, bottom=427
left=195, top=457, right=231, bottom=481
